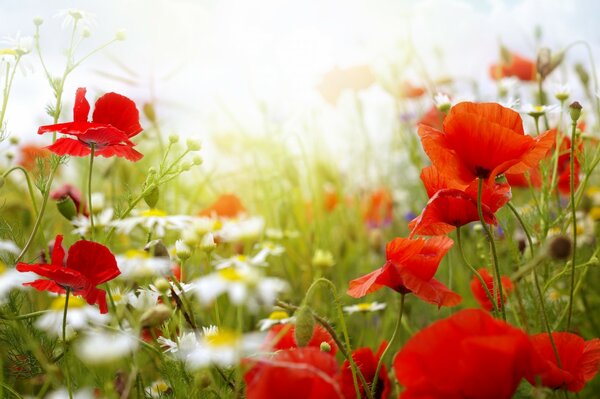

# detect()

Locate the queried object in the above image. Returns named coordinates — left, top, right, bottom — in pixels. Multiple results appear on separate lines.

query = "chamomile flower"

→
left=521, top=103, right=559, bottom=118
left=111, top=209, right=195, bottom=238
left=257, top=310, right=294, bottom=331
left=148, top=280, right=193, bottom=297
left=0, top=262, right=36, bottom=304
left=265, top=228, right=300, bottom=240
left=36, top=296, right=109, bottom=339
left=116, top=250, right=172, bottom=280
left=46, top=388, right=95, bottom=399
left=252, top=241, right=285, bottom=264
left=433, top=93, right=451, bottom=112
left=554, top=83, right=571, bottom=101
left=343, top=301, right=387, bottom=314
left=72, top=208, right=113, bottom=237
left=159, top=327, right=262, bottom=369
left=212, top=253, right=267, bottom=270
left=145, top=380, right=172, bottom=398
left=55, top=9, right=97, bottom=30
left=0, top=240, right=19, bottom=255
left=216, top=216, right=264, bottom=242
left=126, top=289, right=160, bottom=311
left=190, top=267, right=288, bottom=312
left=1, top=32, right=33, bottom=55
left=75, top=329, right=138, bottom=365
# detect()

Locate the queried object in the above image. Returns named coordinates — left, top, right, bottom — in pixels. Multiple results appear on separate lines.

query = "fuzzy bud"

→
left=144, top=187, right=160, bottom=208
left=320, top=342, right=331, bottom=353
left=140, top=304, right=172, bottom=327
left=115, top=29, right=126, bottom=41
left=312, top=249, right=335, bottom=269
left=55, top=196, right=78, bottom=221
left=180, top=162, right=192, bottom=172
left=192, top=155, right=203, bottom=166
left=569, top=101, right=582, bottom=123
left=33, top=16, right=44, bottom=26
left=153, top=277, right=171, bottom=294
left=168, top=134, right=179, bottom=144
left=187, top=139, right=201, bottom=151
left=175, top=239, right=192, bottom=261
left=547, top=235, right=572, bottom=261
left=294, top=305, right=315, bottom=347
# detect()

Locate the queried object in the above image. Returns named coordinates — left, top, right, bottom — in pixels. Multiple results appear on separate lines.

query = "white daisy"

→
left=54, top=9, right=97, bottom=30
left=75, top=329, right=138, bottom=365
left=0, top=239, right=20, bottom=255
left=212, top=253, right=267, bottom=270
left=145, top=380, right=172, bottom=398
left=216, top=217, right=264, bottom=242
left=35, top=296, right=109, bottom=339
left=257, top=310, right=295, bottom=331
left=343, top=301, right=387, bottom=314
left=0, top=262, right=37, bottom=304
left=520, top=103, right=560, bottom=118
left=72, top=208, right=113, bottom=237
left=116, top=250, right=172, bottom=281
left=110, top=209, right=195, bottom=238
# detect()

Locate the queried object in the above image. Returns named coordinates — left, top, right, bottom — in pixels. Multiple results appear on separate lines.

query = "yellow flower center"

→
left=219, top=268, right=243, bottom=281
left=125, top=249, right=149, bottom=259
left=0, top=262, right=6, bottom=275
left=150, top=381, right=170, bottom=394
left=141, top=209, right=168, bottom=217
left=50, top=295, right=87, bottom=310
left=0, top=49, right=17, bottom=56
left=205, top=330, right=240, bottom=347
left=268, top=310, right=289, bottom=320
left=356, top=303, right=373, bottom=311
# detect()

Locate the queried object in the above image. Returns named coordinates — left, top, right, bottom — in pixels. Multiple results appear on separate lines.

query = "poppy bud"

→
left=140, top=304, right=172, bottom=327
left=55, top=195, right=78, bottom=221
left=570, top=101, right=582, bottom=123
left=546, top=235, right=572, bottom=261
left=294, top=305, right=315, bottom=347
left=320, top=341, right=331, bottom=352
left=143, top=103, right=156, bottom=123
left=144, top=187, right=159, bottom=208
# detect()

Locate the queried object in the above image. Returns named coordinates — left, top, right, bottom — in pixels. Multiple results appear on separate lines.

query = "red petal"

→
left=67, top=240, right=120, bottom=285
left=38, top=122, right=94, bottom=136
left=45, top=138, right=91, bottom=157
left=51, top=235, right=65, bottom=266
left=16, top=262, right=88, bottom=290
left=78, top=126, right=131, bottom=146
left=264, top=324, right=337, bottom=355
left=401, top=236, right=453, bottom=281
left=73, top=88, right=90, bottom=123
left=95, top=144, right=143, bottom=161
left=338, top=346, right=391, bottom=399
left=401, top=274, right=461, bottom=308
left=505, top=129, right=556, bottom=175
left=92, top=92, right=142, bottom=138
left=23, top=279, right=66, bottom=294
left=80, top=286, right=109, bottom=314
left=347, top=267, right=387, bottom=298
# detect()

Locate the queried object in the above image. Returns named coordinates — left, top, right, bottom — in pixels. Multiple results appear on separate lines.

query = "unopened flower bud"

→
left=144, top=187, right=159, bottom=208
left=153, top=277, right=171, bottom=294
left=143, top=103, right=156, bottom=123
left=175, top=240, right=192, bottom=261
left=145, top=240, right=170, bottom=258
left=547, top=235, right=572, bottom=261
left=187, top=139, right=201, bottom=151
left=9, top=136, right=18, bottom=145
left=180, top=162, right=191, bottom=172
left=569, top=101, right=582, bottom=123
left=320, top=342, right=331, bottom=352
left=312, top=249, right=335, bottom=269
left=294, top=305, right=315, bottom=347
left=33, top=16, right=44, bottom=26
left=200, top=232, right=216, bottom=252
left=82, top=28, right=91, bottom=38
left=192, top=155, right=203, bottom=166
left=140, top=304, right=172, bottom=327
left=55, top=196, right=78, bottom=221
left=168, top=134, right=179, bottom=144
left=115, top=29, right=126, bottom=41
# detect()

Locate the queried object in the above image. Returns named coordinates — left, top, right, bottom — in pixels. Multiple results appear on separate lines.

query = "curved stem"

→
left=566, top=121, right=578, bottom=330
left=88, top=144, right=95, bottom=241
left=476, top=178, right=505, bottom=320
left=2, top=166, right=39, bottom=215
left=456, top=227, right=498, bottom=313
left=371, top=294, right=405, bottom=398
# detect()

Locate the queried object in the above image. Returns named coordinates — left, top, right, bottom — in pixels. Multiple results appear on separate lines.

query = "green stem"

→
left=456, top=227, right=498, bottom=313
left=566, top=120, right=578, bottom=330
left=88, top=144, right=96, bottom=240
left=62, top=289, right=73, bottom=399
left=507, top=202, right=534, bottom=258
left=476, top=178, right=505, bottom=320
left=371, top=294, right=405, bottom=399
left=2, top=166, right=39, bottom=215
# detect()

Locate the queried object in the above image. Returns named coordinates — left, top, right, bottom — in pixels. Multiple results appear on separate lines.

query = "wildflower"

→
left=175, top=239, right=192, bottom=260
left=521, top=103, right=560, bottom=118
left=433, top=93, right=452, bottom=113
left=347, top=236, right=461, bottom=308
left=17, top=143, right=51, bottom=173
left=418, top=102, right=555, bottom=186
left=212, top=253, right=267, bottom=270
left=257, top=310, right=294, bottom=331
left=110, top=209, right=195, bottom=238
left=75, top=329, right=138, bottom=365
left=409, top=166, right=511, bottom=236
left=244, top=347, right=343, bottom=398
left=363, top=188, right=394, bottom=228
left=72, top=208, right=113, bottom=237
left=253, top=241, right=285, bottom=262
left=554, top=83, right=571, bottom=102
left=35, top=295, right=108, bottom=338
left=556, top=135, right=582, bottom=196
left=312, top=249, right=335, bottom=269
left=116, top=250, right=172, bottom=281
left=394, top=309, right=539, bottom=399
left=264, top=323, right=337, bottom=355
left=16, top=235, right=120, bottom=313
left=55, top=9, right=97, bottom=30
left=338, top=343, right=391, bottom=399
left=199, top=193, right=246, bottom=219
left=489, top=50, right=536, bottom=81
left=38, top=88, right=144, bottom=161
left=317, top=64, right=375, bottom=105
left=470, top=268, right=514, bottom=311
left=527, top=332, right=600, bottom=392
left=145, top=380, right=172, bottom=398
left=343, top=301, right=386, bottom=314
left=0, top=261, right=37, bottom=304
left=1, top=32, right=33, bottom=55
left=191, top=267, right=288, bottom=312
left=0, top=240, right=20, bottom=255
left=217, top=217, right=265, bottom=242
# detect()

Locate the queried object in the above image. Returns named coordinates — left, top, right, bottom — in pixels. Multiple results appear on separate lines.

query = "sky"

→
left=1, top=0, right=599, bottom=153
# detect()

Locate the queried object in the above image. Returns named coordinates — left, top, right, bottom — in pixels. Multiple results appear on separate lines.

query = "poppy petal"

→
left=50, top=235, right=65, bottom=266
left=66, top=240, right=120, bottom=285
left=45, top=138, right=91, bottom=157
left=73, top=87, right=90, bottom=123
left=92, top=92, right=143, bottom=138
left=95, top=144, right=143, bottom=161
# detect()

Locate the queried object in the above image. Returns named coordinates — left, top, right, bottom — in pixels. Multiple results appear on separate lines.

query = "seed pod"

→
left=55, top=196, right=78, bottom=221
left=547, top=235, right=572, bottom=261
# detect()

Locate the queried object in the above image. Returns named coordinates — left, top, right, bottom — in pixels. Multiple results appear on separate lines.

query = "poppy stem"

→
left=62, top=288, right=73, bottom=399
left=88, top=144, right=96, bottom=241
left=476, top=178, right=505, bottom=320
left=371, top=293, right=405, bottom=399
left=456, top=227, right=498, bottom=314
left=566, top=120, right=578, bottom=330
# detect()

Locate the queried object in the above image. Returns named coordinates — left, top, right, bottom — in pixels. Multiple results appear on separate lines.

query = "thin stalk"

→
left=88, top=144, right=95, bottom=241
left=476, top=178, right=505, bottom=320
left=456, top=227, right=498, bottom=313
left=371, top=294, right=405, bottom=399
left=566, top=119, right=578, bottom=330
left=2, top=166, right=39, bottom=215
left=62, top=289, right=73, bottom=399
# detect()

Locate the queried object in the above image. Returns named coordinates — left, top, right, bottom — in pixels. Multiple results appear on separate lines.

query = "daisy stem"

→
left=88, top=144, right=95, bottom=241
left=371, top=293, right=405, bottom=399
left=566, top=120, right=578, bottom=330
left=62, top=288, right=73, bottom=399
left=456, top=227, right=498, bottom=314
left=476, top=178, right=505, bottom=320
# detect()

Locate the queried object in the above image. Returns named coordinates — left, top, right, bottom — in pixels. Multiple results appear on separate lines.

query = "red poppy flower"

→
left=395, top=81, right=426, bottom=99
left=16, top=235, right=120, bottom=313
left=38, top=88, right=143, bottom=161
left=347, top=236, right=461, bottom=308
left=18, top=143, right=52, bottom=173
left=418, top=102, right=555, bottom=187
left=263, top=323, right=337, bottom=355
left=199, top=193, right=246, bottom=218
left=418, top=106, right=446, bottom=131
left=51, top=184, right=88, bottom=216
left=338, top=342, right=391, bottom=399
left=244, top=347, right=343, bottom=399
left=506, top=168, right=542, bottom=189
left=527, top=332, right=600, bottom=392
left=394, top=309, right=539, bottom=399
left=363, top=188, right=394, bottom=228
left=409, top=166, right=511, bottom=236
left=489, top=52, right=537, bottom=81
left=470, top=268, right=514, bottom=311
